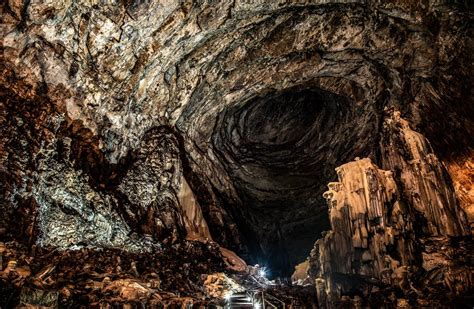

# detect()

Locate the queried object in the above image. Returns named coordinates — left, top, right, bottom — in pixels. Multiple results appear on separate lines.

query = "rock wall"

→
left=308, top=113, right=471, bottom=307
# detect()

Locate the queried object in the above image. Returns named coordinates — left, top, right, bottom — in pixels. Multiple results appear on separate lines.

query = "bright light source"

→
left=224, top=292, right=233, bottom=301
left=259, top=267, right=267, bottom=278
left=254, top=302, right=262, bottom=309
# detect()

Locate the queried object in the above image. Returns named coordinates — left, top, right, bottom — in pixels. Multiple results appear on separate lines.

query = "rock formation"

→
left=1, top=0, right=473, bottom=307
left=308, top=113, right=471, bottom=307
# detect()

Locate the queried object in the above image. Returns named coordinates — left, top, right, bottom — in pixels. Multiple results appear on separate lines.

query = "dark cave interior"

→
left=210, top=86, right=380, bottom=277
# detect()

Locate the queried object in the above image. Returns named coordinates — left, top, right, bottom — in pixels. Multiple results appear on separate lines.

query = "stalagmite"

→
left=308, top=113, right=471, bottom=307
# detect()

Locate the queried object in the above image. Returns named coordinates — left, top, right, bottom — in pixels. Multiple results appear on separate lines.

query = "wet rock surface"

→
left=1, top=0, right=473, bottom=307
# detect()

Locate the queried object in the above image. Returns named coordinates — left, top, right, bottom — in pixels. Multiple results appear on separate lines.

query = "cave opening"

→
left=212, top=86, right=378, bottom=278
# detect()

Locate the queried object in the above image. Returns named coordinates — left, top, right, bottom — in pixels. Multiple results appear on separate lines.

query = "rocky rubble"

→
left=203, top=272, right=245, bottom=299
left=0, top=240, right=320, bottom=307
left=0, top=240, right=227, bottom=307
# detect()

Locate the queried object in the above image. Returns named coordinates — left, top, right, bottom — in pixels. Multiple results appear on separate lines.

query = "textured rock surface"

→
left=0, top=240, right=228, bottom=307
left=1, top=0, right=473, bottom=306
left=308, top=114, right=471, bottom=307
left=380, top=112, right=469, bottom=236
left=34, top=141, right=153, bottom=250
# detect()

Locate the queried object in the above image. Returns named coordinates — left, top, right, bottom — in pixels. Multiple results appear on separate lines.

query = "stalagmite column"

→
left=309, top=113, right=470, bottom=307
left=380, top=111, right=469, bottom=237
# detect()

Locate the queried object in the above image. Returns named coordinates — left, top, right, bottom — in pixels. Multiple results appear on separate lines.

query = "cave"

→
left=208, top=86, right=378, bottom=277
left=1, top=0, right=473, bottom=307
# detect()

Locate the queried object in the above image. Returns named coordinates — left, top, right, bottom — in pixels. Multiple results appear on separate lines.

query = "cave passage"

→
left=212, top=86, right=380, bottom=277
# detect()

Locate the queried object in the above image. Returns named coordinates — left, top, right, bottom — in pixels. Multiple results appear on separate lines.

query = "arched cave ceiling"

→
left=1, top=0, right=473, bottom=278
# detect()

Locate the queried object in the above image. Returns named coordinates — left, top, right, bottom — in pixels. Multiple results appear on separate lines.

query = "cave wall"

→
left=1, top=0, right=473, bottom=278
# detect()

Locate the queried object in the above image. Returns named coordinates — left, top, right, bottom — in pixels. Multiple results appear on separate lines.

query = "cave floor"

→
left=3, top=238, right=471, bottom=308
left=0, top=240, right=317, bottom=307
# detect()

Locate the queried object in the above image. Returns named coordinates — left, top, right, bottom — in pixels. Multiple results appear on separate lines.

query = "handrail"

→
left=262, top=290, right=278, bottom=308
left=265, top=292, right=286, bottom=308
left=235, top=281, right=288, bottom=309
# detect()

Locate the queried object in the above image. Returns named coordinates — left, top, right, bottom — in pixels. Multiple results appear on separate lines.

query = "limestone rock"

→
left=380, top=111, right=469, bottom=237
left=308, top=114, right=471, bottom=307
left=203, top=272, right=245, bottom=299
